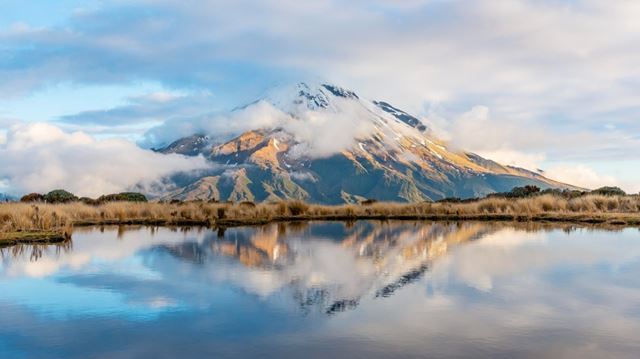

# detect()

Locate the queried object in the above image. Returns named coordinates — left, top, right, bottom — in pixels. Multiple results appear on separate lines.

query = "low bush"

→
left=239, top=201, right=257, bottom=208
left=591, top=186, right=626, bottom=196
left=20, top=193, right=44, bottom=203
left=2, top=193, right=640, bottom=236
left=489, top=185, right=541, bottom=199
left=98, top=192, right=148, bottom=203
left=79, top=197, right=99, bottom=205
left=44, top=190, right=78, bottom=204
left=436, top=197, right=479, bottom=203
left=287, top=200, right=309, bottom=216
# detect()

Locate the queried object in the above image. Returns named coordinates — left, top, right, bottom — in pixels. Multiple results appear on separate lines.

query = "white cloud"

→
left=140, top=100, right=286, bottom=147
left=5, top=0, right=640, bottom=129
left=58, top=89, right=217, bottom=128
left=143, top=90, right=378, bottom=158
left=544, top=164, right=619, bottom=191
left=433, top=105, right=566, bottom=158
left=0, top=122, right=208, bottom=197
left=420, top=104, right=640, bottom=191
left=2, top=0, right=640, bottom=186
left=277, top=98, right=377, bottom=158
left=467, top=149, right=626, bottom=191
left=477, top=149, right=545, bottom=172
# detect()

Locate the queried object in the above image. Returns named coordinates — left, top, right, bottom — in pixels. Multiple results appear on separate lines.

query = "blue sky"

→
left=1, top=0, right=639, bottom=193
left=1, top=0, right=93, bottom=27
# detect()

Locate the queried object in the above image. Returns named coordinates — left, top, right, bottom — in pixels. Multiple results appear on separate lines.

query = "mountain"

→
left=159, top=82, right=574, bottom=203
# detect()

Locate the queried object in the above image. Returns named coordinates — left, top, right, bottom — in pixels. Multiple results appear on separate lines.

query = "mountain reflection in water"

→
left=1, top=221, right=640, bottom=359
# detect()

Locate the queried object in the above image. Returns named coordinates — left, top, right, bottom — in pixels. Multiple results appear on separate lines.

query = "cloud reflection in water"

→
left=1, top=221, right=640, bottom=358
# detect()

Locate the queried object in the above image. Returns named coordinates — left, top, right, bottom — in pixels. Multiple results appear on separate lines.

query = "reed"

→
left=1, top=194, right=640, bottom=243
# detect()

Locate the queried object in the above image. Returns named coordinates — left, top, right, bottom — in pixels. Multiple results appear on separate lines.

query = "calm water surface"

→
left=1, top=221, right=640, bottom=358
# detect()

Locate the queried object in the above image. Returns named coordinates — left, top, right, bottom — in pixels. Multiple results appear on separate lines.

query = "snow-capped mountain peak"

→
left=261, top=81, right=428, bottom=148
left=264, top=82, right=362, bottom=113
left=157, top=82, right=576, bottom=203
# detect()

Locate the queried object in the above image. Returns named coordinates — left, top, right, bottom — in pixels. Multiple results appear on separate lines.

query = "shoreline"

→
left=0, top=231, right=69, bottom=247
left=64, top=212, right=640, bottom=228
left=4, top=211, right=640, bottom=245
left=2, top=196, right=640, bottom=245
left=213, top=212, right=640, bottom=227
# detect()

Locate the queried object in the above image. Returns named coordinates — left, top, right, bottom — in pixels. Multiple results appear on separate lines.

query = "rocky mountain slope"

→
left=159, top=83, right=574, bottom=203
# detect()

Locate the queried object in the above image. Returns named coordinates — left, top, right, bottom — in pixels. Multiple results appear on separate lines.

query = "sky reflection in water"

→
left=1, top=221, right=640, bottom=358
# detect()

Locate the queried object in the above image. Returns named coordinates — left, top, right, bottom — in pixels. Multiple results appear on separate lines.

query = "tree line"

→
left=19, top=190, right=147, bottom=204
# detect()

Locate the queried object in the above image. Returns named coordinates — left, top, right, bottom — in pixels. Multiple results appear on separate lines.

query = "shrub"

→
left=98, top=192, right=148, bottom=203
left=591, top=186, right=626, bottom=196
left=44, top=190, right=78, bottom=204
left=287, top=201, right=309, bottom=216
left=122, top=192, right=147, bottom=202
left=488, top=185, right=541, bottom=199
left=20, top=193, right=44, bottom=203
left=276, top=202, right=287, bottom=216
left=79, top=197, right=99, bottom=205
left=510, top=185, right=541, bottom=198
left=436, top=197, right=479, bottom=203
left=360, top=199, right=378, bottom=205
left=559, top=189, right=586, bottom=199
left=239, top=201, right=256, bottom=208
left=437, top=197, right=462, bottom=203
left=539, top=188, right=563, bottom=197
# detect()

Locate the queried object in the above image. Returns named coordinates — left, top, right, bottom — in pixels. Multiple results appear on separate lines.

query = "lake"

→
left=1, top=221, right=640, bottom=358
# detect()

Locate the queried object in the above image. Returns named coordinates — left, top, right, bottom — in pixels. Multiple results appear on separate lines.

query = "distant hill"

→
left=158, top=82, right=576, bottom=203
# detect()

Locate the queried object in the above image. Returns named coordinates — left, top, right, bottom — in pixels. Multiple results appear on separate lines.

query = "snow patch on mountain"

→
left=259, top=82, right=434, bottom=159
left=151, top=81, right=435, bottom=160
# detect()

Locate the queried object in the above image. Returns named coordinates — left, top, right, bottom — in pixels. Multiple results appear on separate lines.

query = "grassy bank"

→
left=1, top=194, right=640, bottom=244
left=0, top=231, right=69, bottom=247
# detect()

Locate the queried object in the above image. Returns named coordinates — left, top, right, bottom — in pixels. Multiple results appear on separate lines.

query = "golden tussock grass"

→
left=1, top=194, right=640, bottom=242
